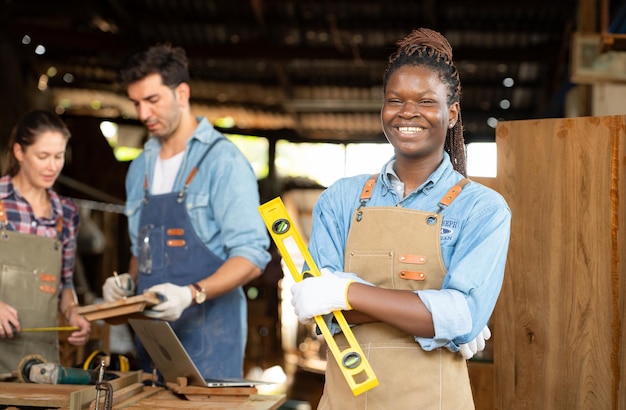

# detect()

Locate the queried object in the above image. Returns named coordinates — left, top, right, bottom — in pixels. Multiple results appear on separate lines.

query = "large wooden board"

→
left=494, top=115, right=626, bottom=409
left=76, top=293, right=161, bottom=324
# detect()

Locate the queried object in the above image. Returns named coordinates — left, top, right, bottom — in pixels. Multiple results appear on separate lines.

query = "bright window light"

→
left=226, top=134, right=269, bottom=179
left=466, top=142, right=497, bottom=177
left=276, top=141, right=345, bottom=187
left=275, top=141, right=395, bottom=187
left=345, top=143, right=394, bottom=177
left=99, top=121, right=145, bottom=162
left=99, top=121, right=118, bottom=140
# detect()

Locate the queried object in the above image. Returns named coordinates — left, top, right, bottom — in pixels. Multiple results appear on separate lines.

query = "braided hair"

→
left=383, top=28, right=466, bottom=176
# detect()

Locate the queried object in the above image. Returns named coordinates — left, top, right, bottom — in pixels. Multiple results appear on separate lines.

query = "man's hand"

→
left=102, top=273, right=135, bottom=302
left=459, top=325, right=491, bottom=360
left=143, top=283, right=192, bottom=321
left=290, top=268, right=355, bottom=324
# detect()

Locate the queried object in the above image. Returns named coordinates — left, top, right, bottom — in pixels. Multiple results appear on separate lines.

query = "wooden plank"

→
left=119, top=390, right=286, bottom=409
left=76, top=293, right=161, bottom=324
left=0, top=371, right=143, bottom=409
left=88, top=383, right=145, bottom=410
left=69, top=371, right=143, bottom=409
left=112, top=386, right=162, bottom=409
left=0, top=383, right=83, bottom=408
left=0, top=380, right=285, bottom=410
left=112, top=386, right=163, bottom=409
left=468, top=361, right=494, bottom=410
left=494, top=115, right=626, bottom=409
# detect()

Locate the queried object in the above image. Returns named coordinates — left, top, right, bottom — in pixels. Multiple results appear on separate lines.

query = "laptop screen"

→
left=128, top=318, right=258, bottom=387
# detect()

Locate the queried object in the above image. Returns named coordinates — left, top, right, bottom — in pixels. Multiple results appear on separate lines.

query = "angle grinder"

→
left=17, top=354, right=118, bottom=384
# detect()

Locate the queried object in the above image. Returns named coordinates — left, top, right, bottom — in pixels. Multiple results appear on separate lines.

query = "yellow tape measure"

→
left=259, top=197, right=378, bottom=396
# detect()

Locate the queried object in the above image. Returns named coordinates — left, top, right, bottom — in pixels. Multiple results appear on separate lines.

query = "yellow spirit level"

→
left=259, top=197, right=378, bottom=396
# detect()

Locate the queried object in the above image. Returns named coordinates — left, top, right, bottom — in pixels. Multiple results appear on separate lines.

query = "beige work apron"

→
left=318, top=176, right=474, bottom=410
left=0, top=202, right=62, bottom=374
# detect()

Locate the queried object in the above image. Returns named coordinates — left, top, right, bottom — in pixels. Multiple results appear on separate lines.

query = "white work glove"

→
left=290, top=268, right=355, bottom=325
left=459, top=325, right=491, bottom=360
left=102, top=273, right=135, bottom=302
left=143, top=283, right=192, bottom=321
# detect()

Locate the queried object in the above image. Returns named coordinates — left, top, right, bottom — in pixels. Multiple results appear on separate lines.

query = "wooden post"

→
left=494, top=115, right=626, bottom=409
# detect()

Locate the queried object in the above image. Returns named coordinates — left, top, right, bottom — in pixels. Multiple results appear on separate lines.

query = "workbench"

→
left=0, top=371, right=286, bottom=409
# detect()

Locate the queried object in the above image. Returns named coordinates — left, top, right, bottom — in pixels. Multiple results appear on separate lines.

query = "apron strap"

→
left=437, top=178, right=471, bottom=211
left=55, top=212, right=64, bottom=238
left=356, top=174, right=378, bottom=222
left=143, top=174, right=149, bottom=201
left=359, top=174, right=378, bottom=203
left=0, top=201, right=6, bottom=225
left=355, top=176, right=471, bottom=221
left=177, top=138, right=224, bottom=202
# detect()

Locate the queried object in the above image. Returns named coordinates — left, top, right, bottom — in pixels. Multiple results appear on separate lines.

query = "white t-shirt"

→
left=152, top=151, right=184, bottom=195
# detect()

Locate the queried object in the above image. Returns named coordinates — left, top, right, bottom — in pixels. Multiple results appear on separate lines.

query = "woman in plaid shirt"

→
left=0, top=110, right=90, bottom=375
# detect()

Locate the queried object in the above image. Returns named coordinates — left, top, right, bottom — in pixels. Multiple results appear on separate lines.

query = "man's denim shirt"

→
left=125, top=117, right=271, bottom=272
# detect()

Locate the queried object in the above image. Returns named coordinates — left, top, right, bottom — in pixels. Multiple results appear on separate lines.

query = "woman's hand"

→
left=0, top=301, right=20, bottom=338
left=65, top=309, right=91, bottom=346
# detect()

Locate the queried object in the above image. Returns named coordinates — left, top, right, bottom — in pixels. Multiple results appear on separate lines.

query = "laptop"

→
left=128, top=318, right=261, bottom=388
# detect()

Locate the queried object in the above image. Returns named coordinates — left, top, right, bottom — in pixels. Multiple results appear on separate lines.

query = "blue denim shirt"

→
left=125, top=117, right=271, bottom=271
left=308, top=153, right=511, bottom=351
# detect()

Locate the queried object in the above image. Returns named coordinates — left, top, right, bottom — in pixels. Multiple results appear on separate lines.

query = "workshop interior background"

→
left=0, top=0, right=626, bottom=408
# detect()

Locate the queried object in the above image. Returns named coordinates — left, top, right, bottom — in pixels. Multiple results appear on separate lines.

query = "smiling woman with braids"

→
left=289, top=28, right=511, bottom=408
